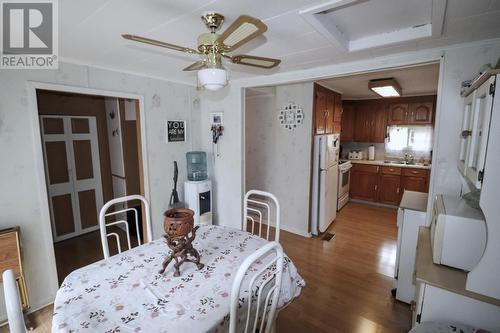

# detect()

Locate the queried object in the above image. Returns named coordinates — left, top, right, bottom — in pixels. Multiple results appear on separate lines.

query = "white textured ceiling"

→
left=317, top=63, right=440, bottom=99
left=59, top=0, right=500, bottom=85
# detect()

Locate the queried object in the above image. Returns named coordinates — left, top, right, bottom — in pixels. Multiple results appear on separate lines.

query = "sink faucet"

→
left=404, top=153, right=414, bottom=164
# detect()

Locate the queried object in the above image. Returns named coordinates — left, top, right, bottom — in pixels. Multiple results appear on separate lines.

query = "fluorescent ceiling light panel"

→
left=369, top=78, right=402, bottom=97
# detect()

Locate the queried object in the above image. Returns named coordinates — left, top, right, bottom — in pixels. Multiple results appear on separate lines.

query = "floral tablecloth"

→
left=52, top=225, right=305, bottom=332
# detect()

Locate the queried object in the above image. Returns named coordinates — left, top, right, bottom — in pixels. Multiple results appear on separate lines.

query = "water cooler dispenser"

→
left=184, top=152, right=212, bottom=225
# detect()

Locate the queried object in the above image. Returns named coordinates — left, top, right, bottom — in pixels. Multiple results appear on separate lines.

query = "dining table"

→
left=52, top=225, right=305, bottom=332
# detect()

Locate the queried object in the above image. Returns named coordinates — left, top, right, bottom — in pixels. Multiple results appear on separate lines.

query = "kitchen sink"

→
left=383, top=160, right=430, bottom=166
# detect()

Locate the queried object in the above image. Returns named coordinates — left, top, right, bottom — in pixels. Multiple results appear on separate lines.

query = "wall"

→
left=245, top=83, right=314, bottom=237
left=198, top=86, right=243, bottom=229
left=0, top=62, right=201, bottom=321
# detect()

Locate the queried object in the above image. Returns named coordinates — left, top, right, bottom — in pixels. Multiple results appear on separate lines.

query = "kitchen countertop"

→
left=415, top=226, right=500, bottom=306
left=399, top=191, right=428, bottom=212
left=348, top=159, right=432, bottom=169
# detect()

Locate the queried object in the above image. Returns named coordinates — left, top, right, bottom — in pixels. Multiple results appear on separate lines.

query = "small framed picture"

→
left=210, top=112, right=224, bottom=125
left=166, top=120, right=186, bottom=143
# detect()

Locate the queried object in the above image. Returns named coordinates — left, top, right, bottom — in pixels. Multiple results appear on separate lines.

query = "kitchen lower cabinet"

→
left=402, top=168, right=429, bottom=193
left=379, top=174, right=401, bottom=205
left=350, top=164, right=379, bottom=202
left=350, top=164, right=429, bottom=205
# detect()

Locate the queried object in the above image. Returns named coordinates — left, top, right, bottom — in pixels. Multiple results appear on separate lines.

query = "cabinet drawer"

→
left=381, top=166, right=402, bottom=175
left=351, top=163, right=379, bottom=174
left=403, top=168, right=428, bottom=177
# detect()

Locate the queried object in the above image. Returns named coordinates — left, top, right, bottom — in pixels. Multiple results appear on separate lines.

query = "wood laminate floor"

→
left=277, top=202, right=411, bottom=333
left=1, top=203, right=410, bottom=333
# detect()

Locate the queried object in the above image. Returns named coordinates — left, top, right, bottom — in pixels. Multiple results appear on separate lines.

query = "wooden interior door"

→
left=41, top=116, right=104, bottom=242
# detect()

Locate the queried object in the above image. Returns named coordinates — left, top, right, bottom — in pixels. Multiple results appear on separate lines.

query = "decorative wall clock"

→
left=278, top=103, right=304, bottom=131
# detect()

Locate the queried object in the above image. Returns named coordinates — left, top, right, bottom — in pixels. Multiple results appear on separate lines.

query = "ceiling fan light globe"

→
left=198, top=68, right=228, bottom=91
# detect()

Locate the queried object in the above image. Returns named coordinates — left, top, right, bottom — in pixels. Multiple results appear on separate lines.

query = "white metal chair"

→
left=99, top=195, right=153, bottom=259
left=229, top=242, right=284, bottom=333
left=2, top=269, right=27, bottom=333
left=243, top=190, right=281, bottom=242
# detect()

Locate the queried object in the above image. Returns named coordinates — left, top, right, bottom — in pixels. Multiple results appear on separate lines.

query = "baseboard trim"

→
left=280, top=225, right=312, bottom=238
left=349, top=199, right=398, bottom=209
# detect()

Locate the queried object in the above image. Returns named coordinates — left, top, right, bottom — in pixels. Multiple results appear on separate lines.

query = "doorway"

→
left=36, top=90, right=145, bottom=283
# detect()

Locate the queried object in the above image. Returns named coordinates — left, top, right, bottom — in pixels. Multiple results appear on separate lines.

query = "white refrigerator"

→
left=311, top=134, right=340, bottom=236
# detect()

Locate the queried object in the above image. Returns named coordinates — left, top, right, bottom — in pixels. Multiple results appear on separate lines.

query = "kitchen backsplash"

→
left=341, top=141, right=432, bottom=162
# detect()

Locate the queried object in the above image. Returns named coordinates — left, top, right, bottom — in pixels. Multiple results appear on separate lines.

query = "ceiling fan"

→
left=122, top=13, right=281, bottom=91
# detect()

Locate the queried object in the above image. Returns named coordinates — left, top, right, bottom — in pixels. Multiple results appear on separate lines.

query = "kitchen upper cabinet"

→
left=325, top=93, right=335, bottom=134
left=387, top=97, right=435, bottom=126
left=388, top=103, right=409, bottom=125
left=314, top=86, right=327, bottom=134
left=410, top=102, right=434, bottom=124
left=371, top=104, right=387, bottom=143
left=313, top=84, right=342, bottom=135
left=353, top=101, right=387, bottom=143
left=379, top=174, right=402, bottom=205
left=333, top=94, right=342, bottom=123
left=354, top=105, right=370, bottom=142
left=341, top=102, right=355, bottom=141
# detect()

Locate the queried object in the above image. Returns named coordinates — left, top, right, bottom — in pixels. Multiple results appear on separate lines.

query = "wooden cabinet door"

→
left=340, top=102, right=355, bottom=141
left=379, top=174, right=401, bottom=205
left=388, top=103, right=409, bottom=125
left=402, top=176, right=428, bottom=193
left=314, top=88, right=327, bottom=134
left=370, top=104, right=387, bottom=143
left=354, top=106, right=370, bottom=142
left=409, top=102, right=433, bottom=124
left=350, top=172, right=379, bottom=201
left=325, top=92, right=335, bottom=134
left=333, top=92, right=342, bottom=123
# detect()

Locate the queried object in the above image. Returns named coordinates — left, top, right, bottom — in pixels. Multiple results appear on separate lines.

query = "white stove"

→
left=337, top=160, right=352, bottom=210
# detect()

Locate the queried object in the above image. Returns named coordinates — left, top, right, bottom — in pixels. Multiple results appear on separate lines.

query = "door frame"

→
left=27, top=81, right=150, bottom=289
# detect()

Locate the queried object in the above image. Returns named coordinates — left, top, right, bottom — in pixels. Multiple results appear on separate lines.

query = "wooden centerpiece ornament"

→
left=160, top=208, right=204, bottom=277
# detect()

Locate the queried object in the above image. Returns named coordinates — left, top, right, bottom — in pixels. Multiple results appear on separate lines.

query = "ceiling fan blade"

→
left=228, top=54, right=281, bottom=69
left=183, top=60, right=206, bottom=71
left=122, top=34, right=200, bottom=54
left=217, top=15, right=267, bottom=52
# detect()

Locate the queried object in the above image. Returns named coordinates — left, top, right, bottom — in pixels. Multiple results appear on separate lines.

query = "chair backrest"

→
left=229, top=242, right=284, bottom=333
left=243, top=190, right=280, bottom=242
left=99, top=195, right=153, bottom=259
left=2, top=269, right=26, bottom=333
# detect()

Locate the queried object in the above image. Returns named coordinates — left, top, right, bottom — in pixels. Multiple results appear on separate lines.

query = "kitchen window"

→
left=386, top=125, right=433, bottom=155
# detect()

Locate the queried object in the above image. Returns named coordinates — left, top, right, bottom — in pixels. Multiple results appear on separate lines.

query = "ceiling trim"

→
left=299, top=0, right=448, bottom=52
left=232, top=37, right=500, bottom=88
left=432, top=0, right=447, bottom=37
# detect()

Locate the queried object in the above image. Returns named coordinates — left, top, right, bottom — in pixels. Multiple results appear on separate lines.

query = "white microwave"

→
left=430, top=194, right=487, bottom=271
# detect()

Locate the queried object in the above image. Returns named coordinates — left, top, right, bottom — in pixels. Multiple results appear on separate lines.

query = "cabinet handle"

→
left=374, top=184, right=378, bottom=191
left=461, top=130, right=472, bottom=138
left=397, top=187, right=400, bottom=193
left=412, top=171, right=418, bottom=174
